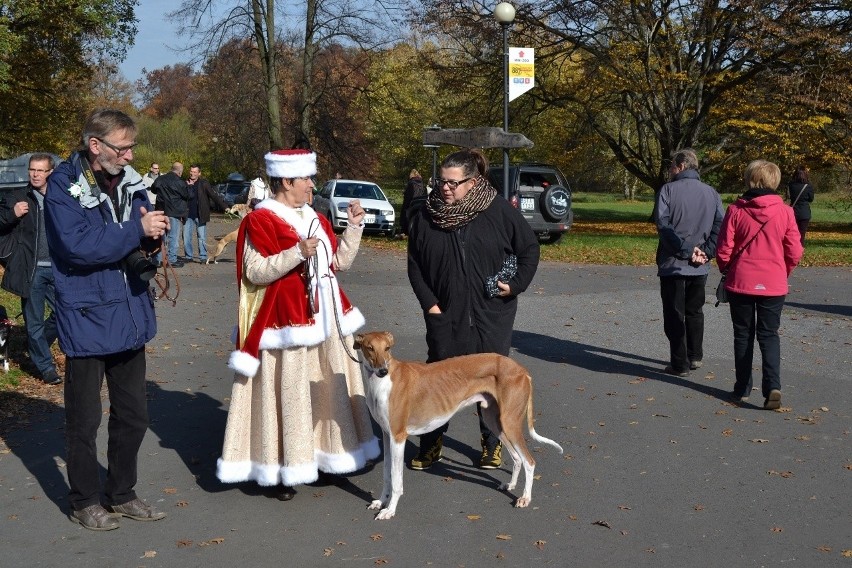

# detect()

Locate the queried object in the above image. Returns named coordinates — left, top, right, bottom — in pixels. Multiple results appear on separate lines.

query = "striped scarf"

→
left=426, top=176, right=497, bottom=230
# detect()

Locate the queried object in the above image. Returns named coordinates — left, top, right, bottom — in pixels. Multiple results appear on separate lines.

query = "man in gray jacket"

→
left=655, top=148, right=723, bottom=376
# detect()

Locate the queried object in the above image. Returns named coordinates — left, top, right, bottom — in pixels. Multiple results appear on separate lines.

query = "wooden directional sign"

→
left=422, top=127, right=534, bottom=150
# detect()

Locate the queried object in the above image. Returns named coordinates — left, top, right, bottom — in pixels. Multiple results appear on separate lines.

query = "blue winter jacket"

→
left=44, top=152, right=158, bottom=357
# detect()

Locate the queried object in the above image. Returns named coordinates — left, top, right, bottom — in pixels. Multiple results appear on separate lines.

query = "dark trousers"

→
left=795, top=218, right=809, bottom=246
left=660, top=275, right=707, bottom=372
left=20, top=266, right=58, bottom=377
left=64, top=348, right=148, bottom=511
left=728, top=292, right=785, bottom=398
left=419, top=317, right=504, bottom=452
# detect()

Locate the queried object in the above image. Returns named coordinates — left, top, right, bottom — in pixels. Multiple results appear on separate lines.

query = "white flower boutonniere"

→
left=68, top=183, right=86, bottom=199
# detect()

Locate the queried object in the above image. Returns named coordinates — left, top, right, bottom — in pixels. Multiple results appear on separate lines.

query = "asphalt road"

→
left=1, top=215, right=850, bottom=567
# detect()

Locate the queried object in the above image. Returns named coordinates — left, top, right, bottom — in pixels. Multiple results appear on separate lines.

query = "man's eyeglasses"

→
left=435, top=177, right=472, bottom=190
left=28, top=168, right=52, bottom=174
left=96, top=138, right=137, bottom=156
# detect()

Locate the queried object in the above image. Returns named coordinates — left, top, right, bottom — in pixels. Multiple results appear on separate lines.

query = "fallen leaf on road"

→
left=770, top=526, right=783, bottom=533
left=535, top=540, right=546, bottom=549
left=142, top=551, right=157, bottom=558
left=496, top=534, right=512, bottom=540
left=370, top=533, right=383, bottom=541
left=163, top=487, right=177, bottom=494
left=467, top=515, right=481, bottom=521
left=592, top=520, right=612, bottom=529
left=323, top=548, right=333, bottom=557
left=177, top=540, right=192, bottom=547
left=722, top=429, right=733, bottom=437
left=749, top=439, right=769, bottom=443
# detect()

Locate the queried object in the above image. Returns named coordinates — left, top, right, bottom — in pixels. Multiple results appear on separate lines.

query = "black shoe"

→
left=41, top=370, right=62, bottom=385
left=276, top=486, right=296, bottom=501
left=170, top=260, right=185, bottom=268
left=664, top=365, right=689, bottom=377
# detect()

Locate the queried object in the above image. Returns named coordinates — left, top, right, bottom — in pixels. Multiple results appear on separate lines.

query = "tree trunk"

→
left=252, top=0, right=283, bottom=149
left=297, top=0, right=318, bottom=149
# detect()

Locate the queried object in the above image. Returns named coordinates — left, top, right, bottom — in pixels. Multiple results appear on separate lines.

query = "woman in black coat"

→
left=787, top=165, right=814, bottom=245
left=407, top=149, right=540, bottom=471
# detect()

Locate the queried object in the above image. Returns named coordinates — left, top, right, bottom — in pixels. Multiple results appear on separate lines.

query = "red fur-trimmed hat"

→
left=265, top=148, right=317, bottom=179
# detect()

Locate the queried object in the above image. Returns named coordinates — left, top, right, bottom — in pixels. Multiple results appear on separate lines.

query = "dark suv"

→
left=487, top=163, right=573, bottom=243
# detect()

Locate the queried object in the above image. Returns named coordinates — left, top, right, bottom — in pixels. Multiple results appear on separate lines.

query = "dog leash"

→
left=151, top=241, right=180, bottom=306
left=304, top=218, right=361, bottom=364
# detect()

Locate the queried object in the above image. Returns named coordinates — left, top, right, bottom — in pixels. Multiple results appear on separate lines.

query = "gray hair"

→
left=671, top=148, right=699, bottom=172
left=80, top=109, right=137, bottom=150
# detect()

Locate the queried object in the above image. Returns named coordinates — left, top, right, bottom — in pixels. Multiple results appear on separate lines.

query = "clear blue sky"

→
left=119, top=0, right=190, bottom=83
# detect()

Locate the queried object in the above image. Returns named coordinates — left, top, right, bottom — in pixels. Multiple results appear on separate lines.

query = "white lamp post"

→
left=494, top=2, right=516, bottom=200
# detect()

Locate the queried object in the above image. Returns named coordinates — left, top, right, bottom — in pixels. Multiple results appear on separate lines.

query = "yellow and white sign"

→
left=509, top=47, right=534, bottom=102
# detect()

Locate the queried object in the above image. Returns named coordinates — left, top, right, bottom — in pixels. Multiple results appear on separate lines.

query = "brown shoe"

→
left=107, top=498, right=166, bottom=521
left=70, top=504, right=120, bottom=531
left=764, top=389, right=782, bottom=410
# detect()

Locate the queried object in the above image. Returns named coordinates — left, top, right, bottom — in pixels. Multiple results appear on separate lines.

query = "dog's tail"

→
left=525, top=375, right=564, bottom=454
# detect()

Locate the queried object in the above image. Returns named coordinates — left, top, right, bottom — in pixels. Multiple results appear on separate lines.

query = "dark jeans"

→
left=660, top=275, right=707, bottom=372
left=795, top=218, right=809, bottom=246
left=728, top=292, right=785, bottom=398
left=20, top=265, right=58, bottom=377
left=65, top=348, right=148, bottom=511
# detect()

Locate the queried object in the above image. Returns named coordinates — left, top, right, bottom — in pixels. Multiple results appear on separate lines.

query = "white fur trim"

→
left=228, top=349, right=260, bottom=378
left=265, top=150, right=317, bottom=179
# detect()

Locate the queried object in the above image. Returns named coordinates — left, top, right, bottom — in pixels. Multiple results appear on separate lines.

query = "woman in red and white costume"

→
left=217, top=149, right=379, bottom=500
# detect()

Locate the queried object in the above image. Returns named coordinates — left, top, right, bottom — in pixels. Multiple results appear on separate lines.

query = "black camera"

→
left=123, top=250, right=158, bottom=281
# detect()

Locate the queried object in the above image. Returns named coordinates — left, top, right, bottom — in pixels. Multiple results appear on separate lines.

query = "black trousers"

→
left=728, top=292, right=785, bottom=398
left=660, top=275, right=707, bottom=372
left=64, top=347, right=148, bottom=511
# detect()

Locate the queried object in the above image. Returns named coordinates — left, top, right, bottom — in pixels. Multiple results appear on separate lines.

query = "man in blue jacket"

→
left=45, top=109, right=170, bottom=531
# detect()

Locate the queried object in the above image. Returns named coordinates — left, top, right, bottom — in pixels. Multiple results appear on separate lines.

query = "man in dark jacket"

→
left=655, top=148, right=723, bottom=377
left=45, top=109, right=170, bottom=530
left=151, top=162, right=188, bottom=266
left=184, top=164, right=227, bottom=263
left=0, top=153, right=61, bottom=384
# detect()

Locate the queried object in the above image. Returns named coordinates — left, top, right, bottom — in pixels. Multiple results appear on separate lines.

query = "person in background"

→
left=246, top=176, right=270, bottom=209
left=217, top=148, right=378, bottom=502
left=787, top=165, right=814, bottom=246
left=655, top=148, right=723, bottom=377
left=141, top=162, right=159, bottom=205
left=716, top=160, right=803, bottom=409
left=184, top=164, right=227, bottom=263
left=407, top=148, right=540, bottom=470
left=400, top=168, right=425, bottom=237
left=44, top=109, right=169, bottom=530
left=0, top=153, right=61, bottom=385
left=151, top=162, right=188, bottom=267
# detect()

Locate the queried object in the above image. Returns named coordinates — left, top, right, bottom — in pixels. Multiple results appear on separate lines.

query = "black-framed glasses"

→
left=27, top=168, right=52, bottom=174
left=435, top=177, right=472, bottom=190
left=96, top=137, right=137, bottom=156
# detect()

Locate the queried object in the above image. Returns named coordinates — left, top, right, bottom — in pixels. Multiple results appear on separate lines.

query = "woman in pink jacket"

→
left=716, top=160, right=803, bottom=409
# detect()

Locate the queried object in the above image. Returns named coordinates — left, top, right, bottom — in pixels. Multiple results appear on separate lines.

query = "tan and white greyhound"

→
left=354, top=331, right=563, bottom=520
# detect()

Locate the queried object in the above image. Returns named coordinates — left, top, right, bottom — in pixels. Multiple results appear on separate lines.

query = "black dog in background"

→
left=0, top=305, right=13, bottom=372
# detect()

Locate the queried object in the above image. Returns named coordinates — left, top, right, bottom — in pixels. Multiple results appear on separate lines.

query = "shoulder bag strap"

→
left=722, top=216, right=772, bottom=275
left=790, top=183, right=807, bottom=208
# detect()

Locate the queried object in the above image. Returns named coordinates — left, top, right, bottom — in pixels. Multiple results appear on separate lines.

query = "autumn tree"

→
left=136, top=64, right=198, bottom=120
left=411, top=0, right=852, bottom=191
left=0, top=0, right=137, bottom=155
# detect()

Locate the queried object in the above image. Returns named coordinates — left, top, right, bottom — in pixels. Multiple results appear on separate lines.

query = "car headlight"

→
left=381, top=209, right=394, bottom=217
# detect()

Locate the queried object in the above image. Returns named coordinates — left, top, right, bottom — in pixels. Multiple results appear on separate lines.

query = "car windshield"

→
left=333, top=182, right=384, bottom=201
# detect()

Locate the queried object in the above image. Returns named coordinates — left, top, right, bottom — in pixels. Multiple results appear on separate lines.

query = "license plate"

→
left=520, top=197, right=534, bottom=211
left=364, top=214, right=376, bottom=224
